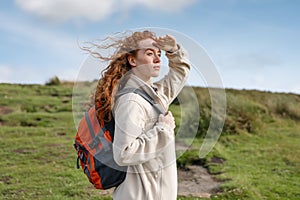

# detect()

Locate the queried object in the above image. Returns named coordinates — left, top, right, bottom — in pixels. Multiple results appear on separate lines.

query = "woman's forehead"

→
left=137, top=38, right=159, bottom=51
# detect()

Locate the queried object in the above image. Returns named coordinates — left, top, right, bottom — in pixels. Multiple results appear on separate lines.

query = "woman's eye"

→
left=147, top=52, right=153, bottom=56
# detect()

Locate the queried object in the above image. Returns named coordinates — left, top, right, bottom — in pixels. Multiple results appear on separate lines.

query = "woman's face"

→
left=129, top=38, right=161, bottom=82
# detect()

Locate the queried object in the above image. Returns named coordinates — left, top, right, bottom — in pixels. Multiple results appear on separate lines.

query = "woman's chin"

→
left=152, top=72, right=160, bottom=77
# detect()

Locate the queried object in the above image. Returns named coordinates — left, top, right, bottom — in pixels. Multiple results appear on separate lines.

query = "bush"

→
left=45, top=76, right=61, bottom=86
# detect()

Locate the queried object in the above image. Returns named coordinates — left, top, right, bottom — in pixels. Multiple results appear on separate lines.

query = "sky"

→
left=0, top=0, right=299, bottom=94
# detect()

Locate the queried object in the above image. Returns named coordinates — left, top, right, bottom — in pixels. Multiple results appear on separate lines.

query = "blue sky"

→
left=0, top=0, right=299, bottom=94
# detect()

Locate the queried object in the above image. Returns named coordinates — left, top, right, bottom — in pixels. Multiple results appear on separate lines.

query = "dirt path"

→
left=94, top=146, right=221, bottom=198
left=176, top=140, right=221, bottom=198
left=178, top=165, right=220, bottom=198
left=96, top=165, right=221, bottom=198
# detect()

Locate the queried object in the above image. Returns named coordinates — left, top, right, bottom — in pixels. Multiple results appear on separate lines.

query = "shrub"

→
left=45, top=76, right=61, bottom=86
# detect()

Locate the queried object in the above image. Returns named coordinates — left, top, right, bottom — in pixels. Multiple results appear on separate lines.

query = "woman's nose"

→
left=154, top=53, right=160, bottom=63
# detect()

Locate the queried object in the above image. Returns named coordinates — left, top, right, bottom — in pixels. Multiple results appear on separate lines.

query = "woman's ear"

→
left=127, top=55, right=136, bottom=67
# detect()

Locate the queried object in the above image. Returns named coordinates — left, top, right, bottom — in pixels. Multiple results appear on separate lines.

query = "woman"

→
left=93, top=30, right=190, bottom=199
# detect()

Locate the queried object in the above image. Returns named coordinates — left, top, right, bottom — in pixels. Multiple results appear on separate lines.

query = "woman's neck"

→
left=131, top=69, right=151, bottom=84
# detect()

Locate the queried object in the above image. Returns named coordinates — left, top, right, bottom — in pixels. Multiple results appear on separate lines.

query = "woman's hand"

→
left=153, top=35, right=178, bottom=53
left=158, top=111, right=176, bottom=130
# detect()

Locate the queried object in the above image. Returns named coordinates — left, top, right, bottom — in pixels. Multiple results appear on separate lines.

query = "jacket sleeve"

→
left=154, top=45, right=190, bottom=106
left=112, top=98, right=174, bottom=166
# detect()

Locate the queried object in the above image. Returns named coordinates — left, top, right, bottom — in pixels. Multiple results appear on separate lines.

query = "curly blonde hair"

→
left=82, top=30, right=156, bottom=122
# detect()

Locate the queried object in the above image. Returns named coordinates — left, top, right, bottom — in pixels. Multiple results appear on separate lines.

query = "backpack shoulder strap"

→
left=115, top=88, right=165, bottom=115
left=133, top=89, right=165, bottom=115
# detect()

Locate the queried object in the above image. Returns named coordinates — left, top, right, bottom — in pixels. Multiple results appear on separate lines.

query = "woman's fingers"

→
left=153, top=35, right=177, bottom=52
left=158, top=111, right=176, bottom=129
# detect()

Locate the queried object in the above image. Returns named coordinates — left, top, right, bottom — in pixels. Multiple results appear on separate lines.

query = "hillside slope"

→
left=0, top=83, right=299, bottom=199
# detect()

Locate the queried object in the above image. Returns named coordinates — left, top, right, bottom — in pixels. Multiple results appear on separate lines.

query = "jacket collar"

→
left=116, top=72, right=165, bottom=109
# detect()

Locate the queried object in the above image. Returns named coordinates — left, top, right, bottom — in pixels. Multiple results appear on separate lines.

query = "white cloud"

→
left=0, top=13, right=85, bottom=84
left=0, top=13, right=76, bottom=52
left=15, top=0, right=198, bottom=23
left=0, top=64, right=45, bottom=84
left=15, top=0, right=116, bottom=22
left=57, top=67, right=81, bottom=82
left=0, top=65, right=13, bottom=83
left=290, top=85, right=300, bottom=94
left=0, top=63, right=81, bottom=84
left=123, top=0, right=198, bottom=12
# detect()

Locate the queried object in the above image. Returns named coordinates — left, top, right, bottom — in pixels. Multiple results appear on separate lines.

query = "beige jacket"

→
left=112, top=46, right=190, bottom=200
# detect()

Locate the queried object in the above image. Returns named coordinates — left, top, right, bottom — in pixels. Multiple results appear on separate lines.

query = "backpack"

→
left=74, top=89, right=164, bottom=190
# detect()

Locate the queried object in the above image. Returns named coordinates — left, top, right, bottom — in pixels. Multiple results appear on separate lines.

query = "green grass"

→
left=210, top=121, right=300, bottom=199
left=0, top=83, right=110, bottom=200
left=1, top=83, right=300, bottom=199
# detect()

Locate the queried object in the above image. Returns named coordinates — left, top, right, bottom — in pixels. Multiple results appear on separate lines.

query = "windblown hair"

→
left=82, top=30, right=156, bottom=122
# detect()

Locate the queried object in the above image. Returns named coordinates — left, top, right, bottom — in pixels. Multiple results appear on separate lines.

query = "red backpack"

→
left=74, top=89, right=164, bottom=190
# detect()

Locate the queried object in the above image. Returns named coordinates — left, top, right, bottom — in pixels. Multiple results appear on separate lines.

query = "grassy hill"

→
left=0, top=83, right=299, bottom=199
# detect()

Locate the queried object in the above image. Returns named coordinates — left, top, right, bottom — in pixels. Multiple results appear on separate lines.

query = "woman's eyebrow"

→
left=144, top=48, right=161, bottom=54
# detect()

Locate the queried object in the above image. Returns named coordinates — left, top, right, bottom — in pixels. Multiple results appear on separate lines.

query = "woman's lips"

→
left=153, top=66, right=160, bottom=70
